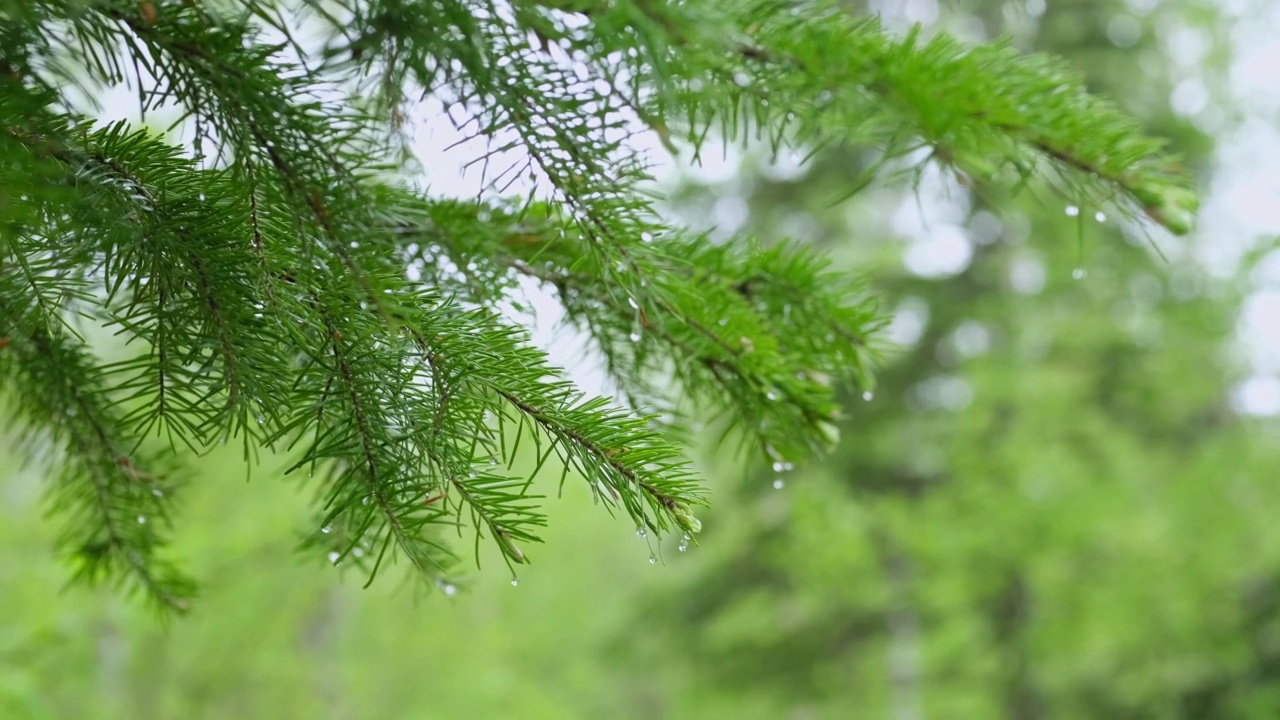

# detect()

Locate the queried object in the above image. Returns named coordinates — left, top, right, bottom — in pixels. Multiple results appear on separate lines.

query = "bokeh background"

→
left=7, top=1, right=1280, bottom=718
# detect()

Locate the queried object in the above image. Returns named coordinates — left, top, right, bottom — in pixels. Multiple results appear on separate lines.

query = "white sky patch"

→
left=1233, top=375, right=1280, bottom=416
left=903, top=224, right=973, bottom=278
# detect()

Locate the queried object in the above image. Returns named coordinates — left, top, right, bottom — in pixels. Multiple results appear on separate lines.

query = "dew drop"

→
left=862, top=391, right=874, bottom=401
left=443, top=583, right=457, bottom=597
left=321, top=526, right=332, bottom=534
left=1065, top=205, right=1080, bottom=217
left=255, top=415, right=264, bottom=425
left=772, top=461, right=786, bottom=472
left=511, top=578, right=519, bottom=587
left=648, top=555, right=657, bottom=564
left=766, top=391, right=778, bottom=401
left=1072, top=268, right=1087, bottom=280
left=636, top=526, right=647, bottom=538
left=151, top=488, right=164, bottom=497
left=627, top=297, right=640, bottom=310
left=137, top=515, right=147, bottom=524
left=629, top=330, right=642, bottom=342
left=328, top=551, right=340, bottom=564
left=1094, top=211, right=1107, bottom=223
left=678, top=533, right=690, bottom=552
left=772, top=478, right=785, bottom=490
left=353, top=547, right=365, bottom=558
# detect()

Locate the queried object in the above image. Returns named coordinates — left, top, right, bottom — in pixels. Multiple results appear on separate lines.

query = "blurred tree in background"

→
left=3, top=1, right=1275, bottom=719
left=626, top=1, right=1280, bottom=718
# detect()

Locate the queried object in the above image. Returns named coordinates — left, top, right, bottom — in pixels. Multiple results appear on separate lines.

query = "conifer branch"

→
left=0, top=0, right=1194, bottom=610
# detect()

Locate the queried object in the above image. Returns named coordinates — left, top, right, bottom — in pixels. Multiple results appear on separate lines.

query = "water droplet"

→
left=443, top=583, right=457, bottom=597
left=648, top=555, right=657, bottom=564
left=627, top=297, right=640, bottom=310
left=1094, top=211, right=1107, bottom=223
left=151, top=488, right=164, bottom=497
left=772, top=478, right=785, bottom=490
left=718, top=318, right=729, bottom=326
left=136, top=515, right=147, bottom=524
left=636, top=527, right=647, bottom=538
left=353, top=547, right=365, bottom=558
left=862, top=391, right=874, bottom=401
left=328, top=551, right=340, bottom=564
left=1065, top=205, right=1080, bottom=217
left=678, top=533, right=690, bottom=552
left=511, top=578, right=519, bottom=587
left=362, top=496, right=371, bottom=506
left=766, top=391, right=778, bottom=401
left=640, top=231, right=654, bottom=243
left=1072, top=268, right=1087, bottom=280
left=321, top=526, right=332, bottom=534
left=255, top=415, right=264, bottom=424
left=772, top=461, right=786, bottom=472
left=629, top=330, right=642, bottom=342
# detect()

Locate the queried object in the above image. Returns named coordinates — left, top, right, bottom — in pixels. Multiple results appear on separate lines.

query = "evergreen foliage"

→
left=0, top=0, right=1194, bottom=612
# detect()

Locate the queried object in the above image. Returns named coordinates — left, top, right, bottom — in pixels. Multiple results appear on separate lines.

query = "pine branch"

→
left=0, top=0, right=1197, bottom=610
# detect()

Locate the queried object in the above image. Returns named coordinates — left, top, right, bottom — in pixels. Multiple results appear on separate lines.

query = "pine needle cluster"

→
left=0, top=0, right=1194, bottom=612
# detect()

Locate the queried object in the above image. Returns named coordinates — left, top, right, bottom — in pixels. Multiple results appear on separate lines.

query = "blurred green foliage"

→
left=4, top=1, right=1277, bottom=718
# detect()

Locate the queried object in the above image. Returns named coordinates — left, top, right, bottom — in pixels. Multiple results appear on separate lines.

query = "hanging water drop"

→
left=772, top=461, right=786, bottom=473
left=766, top=390, right=778, bottom=401
left=636, top=526, right=647, bottom=538
left=773, top=478, right=785, bottom=490
left=627, top=296, right=640, bottom=310
left=151, top=488, right=164, bottom=497
left=255, top=415, right=264, bottom=425
left=1072, top=268, right=1087, bottom=280
left=328, top=551, right=340, bottom=564
left=629, top=330, right=642, bottom=342
left=1094, top=211, right=1107, bottom=223
left=678, top=533, right=691, bottom=552
left=137, top=515, right=147, bottom=524
left=1065, top=205, right=1080, bottom=217
left=862, top=391, right=874, bottom=401
left=353, top=547, right=365, bottom=558
left=511, top=578, right=519, bottom=587
left=321, top=526, right=332, bottom=534
left=648, top=555, right=657, bottom=565
left=443, top=583, right=458, bottom=597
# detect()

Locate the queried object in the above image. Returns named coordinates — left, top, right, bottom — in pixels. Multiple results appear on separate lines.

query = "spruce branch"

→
left=0, top=0, right=1196, bottom=610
